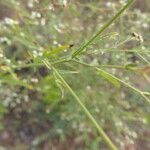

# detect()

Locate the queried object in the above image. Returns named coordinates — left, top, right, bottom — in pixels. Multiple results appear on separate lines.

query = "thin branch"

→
left=72, top=0, right=135, bottom=58
left=96, top=67, right=150, bottom=103
left=43, top=59, right=118, bottom=150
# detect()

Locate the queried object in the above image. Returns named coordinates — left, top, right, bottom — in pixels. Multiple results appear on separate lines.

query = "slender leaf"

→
left=96, top=68, right=120, bottom=88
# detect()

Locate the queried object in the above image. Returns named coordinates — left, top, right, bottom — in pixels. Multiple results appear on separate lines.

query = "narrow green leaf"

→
left=96, top=68, right=120, bottom=88
left=125, top=63, right=137, bottom=69
left=96, top=68, right=150, bottom=103
left=44, top=44, right=73, bottom=58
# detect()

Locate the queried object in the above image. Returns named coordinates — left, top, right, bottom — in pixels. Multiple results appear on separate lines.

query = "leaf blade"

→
left=96, top=68, right=120, bottom=88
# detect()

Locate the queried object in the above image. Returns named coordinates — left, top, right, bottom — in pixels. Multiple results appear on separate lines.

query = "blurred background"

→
left=0, top=0, right=150, bottom=150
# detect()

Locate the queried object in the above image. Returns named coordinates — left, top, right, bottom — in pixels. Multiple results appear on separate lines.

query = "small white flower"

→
left=4, top=17, right=19, bottom=25
left=0, top=53, right=3, bottom=58
left=31, top=78, right=39, bottom=83
left=27, top=0, right=34, bottom=8
left=0, top=37, right=11, bottom=44
left=53, top=40, right=58, bottom=45
left=41, top=18, right=46, bottom=26
left=16, top=98, right=21, bottom=104
left=48, top=4, right=54, bottom=11
left=5, top=59, right=11, bottom=64
left=142, top=23, right=148, bottom=28
left=86, top=85, right=91, bottom=90
left=20, top=32, right=25, bottom=37
left=106, top=2, right=112, bottom=8
left=63, top=0, right=67, bottom=7
left=24, top=95, right=29, bottom=102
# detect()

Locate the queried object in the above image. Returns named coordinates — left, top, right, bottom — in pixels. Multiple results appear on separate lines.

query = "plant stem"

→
left=11, top=58, right=71, bottom=69
left=72, top=0, right=134, bottom=58
left=96, top=67, right=150, bottom=103
left=43, top=59, right=118, bottom=150
left=72, top=59, right=137, bottom=70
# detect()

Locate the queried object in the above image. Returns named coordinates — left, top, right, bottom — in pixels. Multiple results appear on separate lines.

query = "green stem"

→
left=43, top=59, right=118, bottom=150
left=10, top=58, right=147, bottom=71
left=72, top=59, right=137, bottom=70
left=72, top=0, right=134, bottom=58
left=96, top=67, right=150, bottom=103
left=11, top=58, right=71, bottom=69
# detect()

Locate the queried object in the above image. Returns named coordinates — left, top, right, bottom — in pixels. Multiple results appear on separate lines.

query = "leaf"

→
left=96, top=68, right=120, bottom=88
left=72, top=0, right=134, bottom=58
left=57, top=69, right=79, bottom=74
left=14, top=36, right=39, bottom=49
left=43, top=44, right=73, bottom=58
left=145, top=114, right=150, bottom=124
left=0, top=102, right=6, bottom=115
left=94, top=32, right=119, bottom=43
left=0, top=74, right=33, bottom=89
left=38, top=75, right=61, bottom=104
left=125, top=63, right=137, bottom=69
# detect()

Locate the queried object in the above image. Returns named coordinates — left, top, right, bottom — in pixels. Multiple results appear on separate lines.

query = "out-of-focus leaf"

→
left=0, top=102, right=6, bottom=115
left=14, top=36, right=39, bottom=49
left=0, top=74, right=33, bottom=89
left=38, top=75, right=61, bottom=105
left=144, top=114, right=150, bottom=124
left=0, top=65, right=11, bottom=72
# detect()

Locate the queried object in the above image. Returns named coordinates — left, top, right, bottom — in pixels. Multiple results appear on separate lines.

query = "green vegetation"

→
left=0, top=0, right=150, bottom=149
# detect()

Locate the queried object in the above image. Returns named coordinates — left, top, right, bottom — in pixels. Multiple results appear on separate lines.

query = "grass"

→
left=43, top=59, right=118, bottom=150
left=0, top=0, right=150, bottom=149
left=41, top=1, right=149, bottom=149
left=72, top=0, right=135, bottom=58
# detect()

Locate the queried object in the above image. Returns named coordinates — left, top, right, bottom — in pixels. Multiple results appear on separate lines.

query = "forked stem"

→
left=43, top=59, right=118, bottom=150
left=72, top=0, right=134, bottom=58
